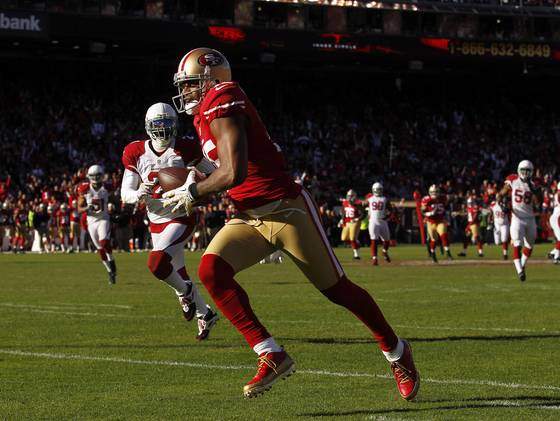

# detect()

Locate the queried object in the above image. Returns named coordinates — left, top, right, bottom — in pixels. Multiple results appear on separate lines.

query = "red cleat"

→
left=243, top=350, right=295, bottom=398
left=372, top=258, right=379, bottom=266
left=390, top=340, right=420, bottom=401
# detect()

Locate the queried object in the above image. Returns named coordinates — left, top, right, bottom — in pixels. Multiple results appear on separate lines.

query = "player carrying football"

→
left=421, top=184, right=452, bottom=262
left=163, top=48, right=419, bottom=400
left=77, top=165, right=117, bottom=283
left=120, top=102, right=218, bottom=340
left=366, top=182, right=393, bottom=265
left=497, top=160, right=541, bottom=281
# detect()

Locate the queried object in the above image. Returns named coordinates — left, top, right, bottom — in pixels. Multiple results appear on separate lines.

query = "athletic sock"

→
left=383, top=338, right=404, bottom=362
left=253, top=337, right=282, bottom=355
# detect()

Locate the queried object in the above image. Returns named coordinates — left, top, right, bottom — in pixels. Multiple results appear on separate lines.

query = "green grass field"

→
left=1, top=244, right=559, bottom=420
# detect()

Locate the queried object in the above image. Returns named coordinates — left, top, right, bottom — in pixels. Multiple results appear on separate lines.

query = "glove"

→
left=162, top=169, right=198, bottom=214
left=424, top=211, right=434, bottom=217
left=137, top=181, right=156, bottom=202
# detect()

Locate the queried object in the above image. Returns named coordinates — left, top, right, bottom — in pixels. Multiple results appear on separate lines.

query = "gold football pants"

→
left=204, top=190, right=345, bottom=291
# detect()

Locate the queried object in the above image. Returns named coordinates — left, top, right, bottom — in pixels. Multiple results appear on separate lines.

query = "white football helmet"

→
left=172, top=47, right=231, bottom=115
left=346, top=189, right=357, bottom=202
left=517, top=160, right=534, bottom=182
left=87, top=165, right=104, bottom=185
left=428, top=184, right=439, bottom=199
left=372, top=182, right=383, bottom=197
left=145, top=103, right=177, bottom=150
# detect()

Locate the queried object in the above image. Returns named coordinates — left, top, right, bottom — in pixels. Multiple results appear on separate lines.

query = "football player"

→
left=490, top=198, right=510, bottom=260
left=77, top=165, right=117, bottom=283
left=56, top=203, right=71, bottom=253
left=497, top=160, right=541, bottom=281
left=120, top=102, right=218, bottom=340
left=458, top=197, right=484, bottom=258
left=366, top=182, right=393, bottom=265
left=421, top=184, right=452, bottom=262
left=163, top=48, right=419, bottom=400
left=340, top=189, right=364, bottom=260
left=69, top=199, right=80, bottom=252
left=548, top=182, right=560, bottom=264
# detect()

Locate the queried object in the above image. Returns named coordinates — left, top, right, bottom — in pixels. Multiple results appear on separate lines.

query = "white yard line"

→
left=1, top=349, right=559, bottom=394
left=0, top=302, right=132, bottom=310
left=2, top=303, right=559, bottom=335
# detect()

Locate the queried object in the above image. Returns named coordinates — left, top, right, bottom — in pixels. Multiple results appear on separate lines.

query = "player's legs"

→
left=199, top=220, right=276, bottom=350
left=493, top=226, right=501, bottom=246
left=426, top=222, right=439, bottom=262
left=150, top=221, right=217, bottom=339
left=510, top=217, right=526, bottom=279
left=379, top=221, right=391, bottom=262
left=369, top=221, right=379, bottom=265
left=94, top=220, right=116, bottom=282
left=278, top=191, right=399, bottom=350
left=349, top=221, right=360, bottom=259
left=469, top=224, right=483, bottom=256
left=500, top=225, right=509, bottom=258
left=277, top=190, right=417, bottom=398
left=521, top=218, right=537, bottom=268
left=436, top=222, right=452, bottom=258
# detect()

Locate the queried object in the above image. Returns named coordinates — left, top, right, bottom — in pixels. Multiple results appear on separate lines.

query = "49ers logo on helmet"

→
left=198, top=52, right=223, bottom=67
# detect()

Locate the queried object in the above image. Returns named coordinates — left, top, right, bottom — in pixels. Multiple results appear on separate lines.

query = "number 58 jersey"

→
left=505, top=174, right=534, bottom=219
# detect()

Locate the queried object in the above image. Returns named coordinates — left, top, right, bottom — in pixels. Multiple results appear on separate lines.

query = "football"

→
left=157, top=167, right=189, bottom=192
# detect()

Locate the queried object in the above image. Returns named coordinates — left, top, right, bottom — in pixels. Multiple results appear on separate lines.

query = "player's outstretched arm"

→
left=194, top=114, right=248, bottom=198
left=496, top=184, right=511, bottom=203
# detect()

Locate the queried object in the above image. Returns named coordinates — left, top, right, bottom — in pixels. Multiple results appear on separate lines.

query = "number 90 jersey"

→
left=366, top=194, right=388, bottom=223
left=505, top=174, right=534, bottom=219
left=76, top=182, right=110, bottom=222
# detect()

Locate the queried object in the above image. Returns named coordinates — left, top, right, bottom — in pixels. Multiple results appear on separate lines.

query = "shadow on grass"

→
left=298, top=395, right=560, bottom=417
left=278, top=333, right=560, bottom=345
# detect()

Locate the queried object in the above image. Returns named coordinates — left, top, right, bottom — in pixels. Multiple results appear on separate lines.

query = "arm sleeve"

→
left=120, top=169, right=141, bottom=204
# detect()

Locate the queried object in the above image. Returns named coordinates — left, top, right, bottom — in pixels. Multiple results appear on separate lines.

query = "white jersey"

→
left=122, top=139, right=200, bottom=224
left=367, top=195, right=389, bottom=224
left=504, top=174, right=535, bottom=219
left=77, top=182, right=110, bottom=222
left=553, top=192, right=560, bottom=211
left=490, top=201, right=509, bottom=226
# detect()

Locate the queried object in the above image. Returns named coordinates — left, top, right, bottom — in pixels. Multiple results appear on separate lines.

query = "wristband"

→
left=188, top=183, right=199, bottom=200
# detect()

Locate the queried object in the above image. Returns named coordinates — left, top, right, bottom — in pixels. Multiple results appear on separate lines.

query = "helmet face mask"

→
left=172, top=48, right=232, bottom=115
left=372, top=182, right=383, bottom=197
left=87, top=165, right=104, bottom=186
left=145, top=103, right=178, bottom=150
left=517, top=160, right=534, bottom=182
left=346, top=189, right=356, bottom=202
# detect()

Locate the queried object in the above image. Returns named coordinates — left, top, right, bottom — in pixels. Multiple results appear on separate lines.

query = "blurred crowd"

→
left=1, top=74, right=559, bottom=253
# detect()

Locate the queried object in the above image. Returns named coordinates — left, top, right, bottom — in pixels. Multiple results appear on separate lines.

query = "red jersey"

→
left=56, top=209, right=70, bottom=227
left=467, top=205, right=480, bottom=225
left=421, top=195, right=447, bottom=223
left=69, top=206, right=80, bottom=223
left=341, top=199, right=362, bottom=224
left=193, top=81, right=300, bottom=211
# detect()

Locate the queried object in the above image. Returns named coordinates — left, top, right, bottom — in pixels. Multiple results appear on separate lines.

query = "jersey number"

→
left=371, top=201, right=384, bottom=211
left=514, top=189, right=532, bottom=205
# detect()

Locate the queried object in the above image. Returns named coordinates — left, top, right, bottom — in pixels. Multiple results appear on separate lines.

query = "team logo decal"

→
left=198, top=53, right=223, bottom=66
